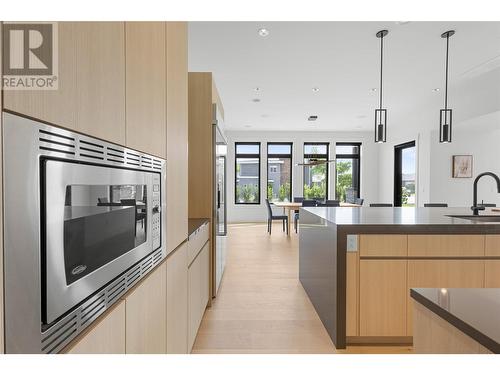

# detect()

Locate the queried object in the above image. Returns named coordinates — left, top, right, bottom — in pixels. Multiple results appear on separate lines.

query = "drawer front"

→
left=408, top=235, right=484, bottom=258
left=485, top=235, right=500, bottom=257
left=359, top=235, right=407, bottom=257
left=187, top=222, right=209, bottom=265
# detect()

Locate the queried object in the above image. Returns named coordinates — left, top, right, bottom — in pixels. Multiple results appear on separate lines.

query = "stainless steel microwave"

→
left=2, top=111, right=167, bottom=353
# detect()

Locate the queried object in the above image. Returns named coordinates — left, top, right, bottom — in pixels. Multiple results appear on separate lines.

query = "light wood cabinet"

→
left=359, top=260, right=407, bottom=336
left=188, top=242, right=210, bottom=351
left=0, top=22, right=4, bottom=354
left=408, top=235, right=484, bottom=257
left=66, top=300, right=126, bottom=354
left=166, top=22, right=189, bottom=253
left=485, top=260, right=500, bottom=287
left=125, top=262, right=167, bottom=353
left=485, top=235, right=500, bottom=256
left=359, top=235, right=407, bottom=257
left=346, top=252, right=358, bottom=337
left=3, top=22, right=126, bottom=144
left=166, top=242, right=189, bottom=353
left=125, top=22, right=166, bottom=157
left=407, top=259, right=484, bottom=335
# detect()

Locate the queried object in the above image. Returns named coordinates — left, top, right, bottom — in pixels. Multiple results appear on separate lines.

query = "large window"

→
left=303, top=143, right=329, bottom=199
left=394, top=141, right=416, bottom=207
left=267, top=143, right=292, bottom=202
left=235, top=142, right=261, bottom=204
left=335, top=142, right=361, bottom=202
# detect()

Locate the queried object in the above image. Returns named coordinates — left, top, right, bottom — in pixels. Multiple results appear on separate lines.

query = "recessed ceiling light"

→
left=261, top=114, right=269, bottom=118
left=308, top=115, right=318, bottom=121
left=312, top=87, right=320, bottom=92
left=254, top=87, right=261, bottom=92
left=258, top=28, right=269, bottom=37
left=395, top=21, right=411, bottom=25
left=371, top=88, right=378, bottom=92
left=252, top=98, right=261, bottom=103
left=244, top=124, right=252, bottom=128
left=432, top=88, right=441, bottom=92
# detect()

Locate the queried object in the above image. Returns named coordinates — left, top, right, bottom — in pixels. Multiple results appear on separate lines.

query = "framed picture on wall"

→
left=452, top=155, right=473, bottom=178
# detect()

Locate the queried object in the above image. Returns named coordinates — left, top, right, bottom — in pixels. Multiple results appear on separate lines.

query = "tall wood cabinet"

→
left=166, top=22, right=189, bottom=253
left=0, top=21, right=4, bottom=354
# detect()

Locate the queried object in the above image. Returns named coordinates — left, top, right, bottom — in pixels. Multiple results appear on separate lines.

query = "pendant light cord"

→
left=379, top=34, right=384, bottom=110
left=444, top=34, right=449, bottom=110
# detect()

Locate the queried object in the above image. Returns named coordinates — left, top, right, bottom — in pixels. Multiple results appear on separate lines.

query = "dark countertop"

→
left=64, top=206, right=134, bottom=221
left=188, top=218, right=209, bottom=237
left=302, top=206, right=500, bottom=226
left=411, top=288, right=500, bottom=353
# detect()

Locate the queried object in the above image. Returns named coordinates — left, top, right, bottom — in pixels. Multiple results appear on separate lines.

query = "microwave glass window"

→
left=63, top=184, right=148, bottom=285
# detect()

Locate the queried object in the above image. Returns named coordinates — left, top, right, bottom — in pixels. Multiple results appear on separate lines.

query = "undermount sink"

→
left=447, top=215, right=500, bottom=222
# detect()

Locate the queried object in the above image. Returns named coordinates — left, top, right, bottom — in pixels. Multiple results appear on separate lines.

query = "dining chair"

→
left=369, top=203, right=393, bottom=207
left=97, top=197, right=109, bottom=204
left=120, top=199, right=147, bottom=234
left=424, top=203, right=448, bottom=207
left=265, top=199, right=288, bottom=235
left=293, top=197, right=304, bottom=233
left=355, top=198, right=364, bottom=206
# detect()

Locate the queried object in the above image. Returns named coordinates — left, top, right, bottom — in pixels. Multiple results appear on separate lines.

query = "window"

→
left=235, top=142, right=261, bottom=204
left=335, top=143, right=361, bottom=202
left=303, top=143, right=329, bottom=199
left=267, top=143, right=292, bottom=202
left=394, top=141, right=416, bottom=207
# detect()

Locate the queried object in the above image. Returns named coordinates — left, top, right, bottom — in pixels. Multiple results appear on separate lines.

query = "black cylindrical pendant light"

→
left=374, top=30, right=388, bottom=143
left=439, top=30, right=455, bottom=143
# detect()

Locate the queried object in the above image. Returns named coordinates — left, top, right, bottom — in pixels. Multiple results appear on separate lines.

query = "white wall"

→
left=226, top=130, right=379, bottom=223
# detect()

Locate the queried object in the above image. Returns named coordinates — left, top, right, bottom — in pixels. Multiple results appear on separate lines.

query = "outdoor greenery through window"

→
left=235, top=142, right=260, bottom=204
left=303, top=143, right=329, bottom=199
left=335, top=143, right=361, bottom=202
left=267, top=143, right=292, bottom=202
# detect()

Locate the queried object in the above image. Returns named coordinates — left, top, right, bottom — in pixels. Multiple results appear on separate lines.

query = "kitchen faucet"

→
left=471, top=172, right=500, bottom=215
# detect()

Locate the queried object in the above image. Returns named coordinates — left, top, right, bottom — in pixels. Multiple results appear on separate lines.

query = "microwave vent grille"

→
left=40, top=247, right=165, bottom=353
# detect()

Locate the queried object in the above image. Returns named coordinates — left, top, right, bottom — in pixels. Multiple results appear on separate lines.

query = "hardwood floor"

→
left=192, top=223, right=412, bottom=354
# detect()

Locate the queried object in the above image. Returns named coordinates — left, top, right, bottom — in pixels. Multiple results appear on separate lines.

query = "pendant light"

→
left=439, top=30, right=455, bottom=143
left=374, top=30, right=388, bottom=143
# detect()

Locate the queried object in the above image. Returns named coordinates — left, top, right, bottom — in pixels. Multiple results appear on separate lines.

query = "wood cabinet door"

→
left=125, top=262, right=167, bottom=353
left=485, top=260, right=500, bottom=287
left=407, top=260, right=484, bottom=335
left=346, top=252, right=358, bottom=337
left=188, top=242, right=210, bottom=351
left=125, top=22, right=166, bottom=157
left=359, top=260, right=407, bottom=336
left=166, top=242, right=189, bottom=353
left=3, top=22, right=126, bottom=145
left=166, top=22, right=188, bottom=253
left=66, top=300, right=126, bottom=354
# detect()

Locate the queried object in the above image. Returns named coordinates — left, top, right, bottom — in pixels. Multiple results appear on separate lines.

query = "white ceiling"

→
left=188, top=21, right=500, bottom=132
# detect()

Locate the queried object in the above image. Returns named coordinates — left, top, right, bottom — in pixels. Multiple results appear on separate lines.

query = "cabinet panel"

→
left=188, top=241, right=210, bottom=351
left=66, top=300, right=126, bottom=354
left=485, top=235, right=500, bottom=256
left=125, top=262, right=167, bottom=353
left=166, top=242, right=189, bottom=353
left=166, top=22, right=188, bottom=253
left=408, top=235, right=485, bottom=257
left=359, top=235, right=407, bottom=257
left=359, top=260, right=407, bottom=336
left=485, top=260, right=500, bottom=287
left=3, top=22, right=78, bottom=129
left=407, top=260, right=484, bottom=335
left=125, top=22, right=166, bottom=157
left=346, top=252, right=358, bottom=336
left=75, top=22, right=125, bottom=144
left=0, top=22, right=4, bottom=354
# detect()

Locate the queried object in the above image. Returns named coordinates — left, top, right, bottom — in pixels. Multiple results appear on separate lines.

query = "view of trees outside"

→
left=235, top=157, right=260, bottom=203
left=303, top=163, right=327, bottom=199
left=267, top=156, right=292, bottom=202
left=335, top=160, right=353, bottom=202
left=401, top=146, right=416, bottom=206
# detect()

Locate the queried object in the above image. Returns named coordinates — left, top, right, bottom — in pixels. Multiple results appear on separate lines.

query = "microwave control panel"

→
left=152, top=173, right=161, bottom=250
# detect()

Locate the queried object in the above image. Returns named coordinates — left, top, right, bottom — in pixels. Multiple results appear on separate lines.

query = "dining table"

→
left=273, top=201, right=362, bottom=235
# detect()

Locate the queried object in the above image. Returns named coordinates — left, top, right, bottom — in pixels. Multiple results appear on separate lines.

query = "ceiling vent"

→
left=308, top=115, right=318, bottom=121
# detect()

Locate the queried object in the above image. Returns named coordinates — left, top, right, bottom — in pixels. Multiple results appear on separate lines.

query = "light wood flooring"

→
left=192, top=223, right=412, bottom=354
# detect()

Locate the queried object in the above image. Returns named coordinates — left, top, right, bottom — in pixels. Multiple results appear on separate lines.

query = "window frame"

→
left=335, top=142, right=361, bottom=201
left=266, top=142, right=293, bottom=203
left=303, top=142, right=330, bottom=200
left=234, top=142, right=261, bottom=205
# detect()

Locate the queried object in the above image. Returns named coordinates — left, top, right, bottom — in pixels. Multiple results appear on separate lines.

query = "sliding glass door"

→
left=394, top=141, right=416, bottom=207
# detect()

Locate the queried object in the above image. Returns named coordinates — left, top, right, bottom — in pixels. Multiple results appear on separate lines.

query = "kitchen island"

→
left=411, top=288, right=500, bottom=353
left=299, top=207, right=500, bottom=349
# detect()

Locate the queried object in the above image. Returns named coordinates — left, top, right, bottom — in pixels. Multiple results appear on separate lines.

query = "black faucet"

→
left=471, top=172, right=500, bottom=215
